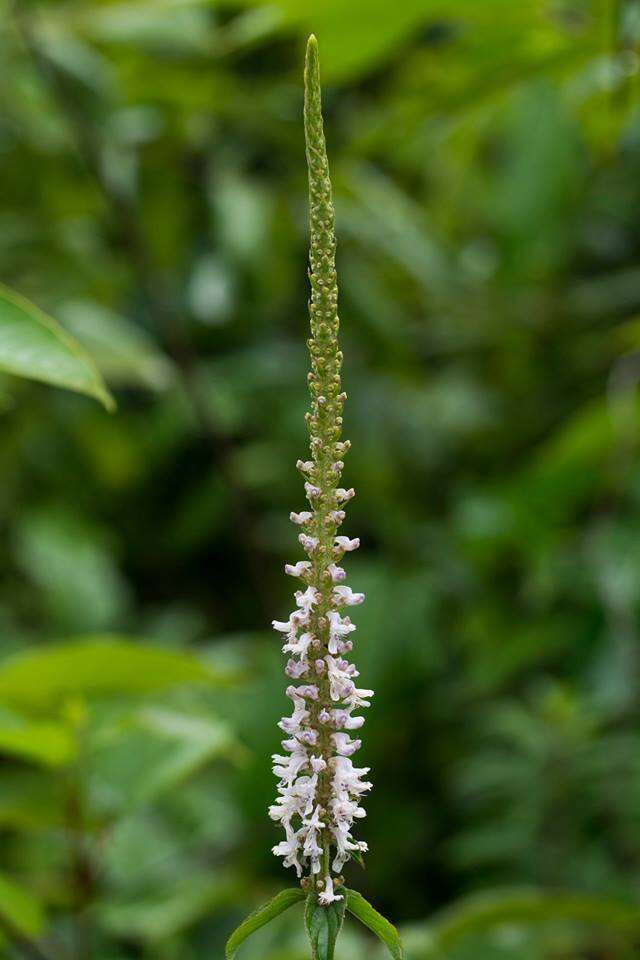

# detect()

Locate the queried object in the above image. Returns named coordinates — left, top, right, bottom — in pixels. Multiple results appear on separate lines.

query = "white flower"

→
left=295, top=586, right=320, bottom=615
left=327, top=610, right=357, bottom=654
left=291, top=511, right=313, bottom=524
left=346, top=685, right=374, bottom=710
left=305, top=482, right=321, bottom=499
left=332, top=732, right=361, bottom=756
left=285, top=658, right=309, bottom=678
left=331, top=709, right=365, bottom=730
left=334, top=535, right=360, bottom=552
left=272, top=610, right=308, bottom=638
left=285, top=560, right=312, bottom=577
left=272, top=836, right=303, bottom=876
left=283, top=631, right=314, bottom=657
left=297, top=460, right=314, bottom=473
left=318, top=873, right=343, bottom=905
left=333, top=585, right=365, bottom=606
left=335, top=488, right=355, bottom=503
left=299, top=533, right=319, bottom=554
left=328, top=563, right=346, bottom=582
left=332, top=756, right=372, bottom=796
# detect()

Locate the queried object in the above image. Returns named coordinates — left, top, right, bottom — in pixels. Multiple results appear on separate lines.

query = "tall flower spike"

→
left=227, top=36, right=402, bottom=960
left=269, top=35, right=372, bottom=905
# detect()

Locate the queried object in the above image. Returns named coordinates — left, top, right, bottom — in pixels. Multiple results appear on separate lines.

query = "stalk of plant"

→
left=225, top=36, right=402, bottom=960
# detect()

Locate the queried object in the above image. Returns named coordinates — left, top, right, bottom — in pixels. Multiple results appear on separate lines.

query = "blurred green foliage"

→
left=1, top=0, right=640, bottom=957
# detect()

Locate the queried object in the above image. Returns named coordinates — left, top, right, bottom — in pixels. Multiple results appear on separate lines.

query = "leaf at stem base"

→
left=225, top=887, right=305, bottom=959
left=345, top=888, right=403, bottom=959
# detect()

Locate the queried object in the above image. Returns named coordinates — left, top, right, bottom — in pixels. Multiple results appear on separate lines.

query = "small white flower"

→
left=285, top=560, right=312, bottom=578
left=297, top=729, right=318, bottom=746
left=334, top=535, right=360, bottom=552
left=272, top=836, right=304, bottom=876
left=331, top=709, right=365, bottom=730
left=273, top=610, right=308, bottom=638
left=283, top=631, right=315, bottom=657
left=333, top=585, right=365, bottom=606
left=290, top=511, right=313, bottom=525
left=318, top=874, right=342, bottom=905
left=299, top=533, right=319, bottom=554
left=336, top=488, right=355, bottom=503
left=297, top=460, right=314, bottom=473
left=332, top=732, right=361, bottom=756
left=285, top=658, right=309, bottom=678
left=327, top=610, right=357, bottom=654
left=295, top=585, right=320, bottom=615
left=328, top=563, right=346, bottom=582
left=305, top=482, right=321, bottom=499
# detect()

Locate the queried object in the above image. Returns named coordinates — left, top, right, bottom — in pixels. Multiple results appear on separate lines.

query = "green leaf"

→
left=0, top=637, right=235, bottom=711
left=0, top=283, right=113, bottom=409
left=304, top=890, right=346, bottom=960
left=90, top=706, right=239, bottom=812
left=102, top=873, right=239, bottom=942
left=225, top=888, right=305, bottom=959
left=59, top=300, right=175, bottom=391
left=345, top=889, right=403, bottom=959
left=0, top=872, right=45, bottom=938
left=0, top=715, right=76, bottom=767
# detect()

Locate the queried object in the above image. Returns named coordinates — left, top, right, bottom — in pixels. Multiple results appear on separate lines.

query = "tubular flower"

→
left=268, top=35, right=372, bottom=905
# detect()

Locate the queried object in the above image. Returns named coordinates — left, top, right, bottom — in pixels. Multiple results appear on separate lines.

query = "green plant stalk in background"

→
left=226, top=35, right=401, bottom=960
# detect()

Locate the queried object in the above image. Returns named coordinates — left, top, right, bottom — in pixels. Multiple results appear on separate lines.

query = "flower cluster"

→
left=268, top=36, right=373, bottom=906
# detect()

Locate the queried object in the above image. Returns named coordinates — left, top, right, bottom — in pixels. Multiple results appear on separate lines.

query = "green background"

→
left=1, top=0, right=640, bottom=957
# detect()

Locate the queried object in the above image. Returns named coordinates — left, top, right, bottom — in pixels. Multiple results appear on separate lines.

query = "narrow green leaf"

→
left=0, top=283, right=114, bottom=409
left=304, top=890, right=346, bottom=960
left=0, top=637, right=235, bottom=711
left=225, top=888, right=305, bottom=959
left=345, top=889, right=403, bottom=959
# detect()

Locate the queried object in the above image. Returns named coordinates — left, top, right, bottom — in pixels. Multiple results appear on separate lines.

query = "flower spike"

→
left=268, top=34, right=372, bottom=914
left=228, top=34, right=401, bottom=960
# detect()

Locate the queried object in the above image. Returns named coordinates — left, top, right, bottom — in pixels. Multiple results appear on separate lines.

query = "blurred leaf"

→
left=0, top=283, right=113, bottom=409
left=102, top=872, right=238, bottom=941
left=90, top=705, right=239, bottom=811
left=345, top=889, right=403, bottom=959
left=0, top=638, right=234, bottom=711
left=0, top=872, right=45, bottom=939
left=59, top=300, right=175, bottom=390
left=403, top=889, right=640, bottom=958
left=15, top=508, right=130, bottom=633
left=226, top=888, right=306, bottom=959
left=0, top=770, right=65, bottom=830
left=0, top=708, right=75, bottom=767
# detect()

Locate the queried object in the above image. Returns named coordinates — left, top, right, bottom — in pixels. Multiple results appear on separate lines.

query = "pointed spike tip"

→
left=305, top=33, right=319, bottom=77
